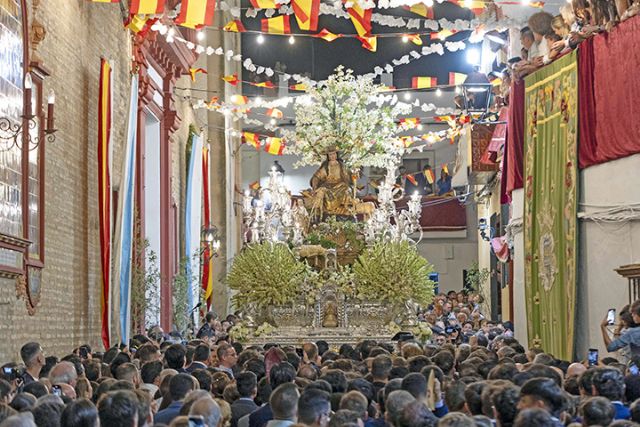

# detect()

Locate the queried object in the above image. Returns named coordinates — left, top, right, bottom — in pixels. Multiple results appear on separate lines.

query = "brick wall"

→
left=0, top=0, right=199, bottom=363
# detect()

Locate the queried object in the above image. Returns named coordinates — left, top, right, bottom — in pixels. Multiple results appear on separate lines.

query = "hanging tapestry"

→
left=523, top=51, right=578, bottom=361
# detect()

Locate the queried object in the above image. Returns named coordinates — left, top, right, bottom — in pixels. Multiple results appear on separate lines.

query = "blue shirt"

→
left=154, top=400, right=183, bottom=425
left=607, top=327, right=640, bottom=357
left=613, top=401, right=631, bottom=420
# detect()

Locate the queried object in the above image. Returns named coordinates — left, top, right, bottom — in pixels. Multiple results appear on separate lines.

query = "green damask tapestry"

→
left=523, top=51, right=578, bottom=361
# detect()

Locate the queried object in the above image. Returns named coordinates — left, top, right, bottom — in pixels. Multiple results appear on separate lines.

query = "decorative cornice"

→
left=0, top=233, right=31, bottom=249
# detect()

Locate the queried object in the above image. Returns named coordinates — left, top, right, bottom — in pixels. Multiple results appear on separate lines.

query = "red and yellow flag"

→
left=291, top=0, right=320, bottom=31
left=406, top=174, right=418, bottom=186
left=404, top=3, right=434, bottom=18
left=91, top=0, right=120, bottom=3
left=449, top=72, right=467, bottom=85
left=98, top=58, right=113, bottom=350
left=430, top=29, right=457, bottom=40
left=400, top=136, right=414, bottom=147
left=266, top=108, right=284, bottom=119
left=129, top=0, right=165, bottom=14
left=250, top=0, right=277, bottom=7
left=345, top=0, right=372, bottom=37
left=264, top=137, right=285, bottom=155
left=189, top=67, right=207, bottom=81
left=405, top=34, right=423, bottom=45
left=434, top=115, right=454, bottom=122
left=201, top=146, right=214, bottom=308
left=412, top=77, right=437, bottom=89
left=175, top=0, right=216, bottom=29
left=231, top=94, right=249, bottom=105
left=249, top=181, right=261, bottom=190
left=289, top=83, right=308, bottom=91
left=358, top=35, right=377, bottom=52
left=442, top=164, right=449, bottom=174
left=222, top=74, right=240, bottom=86
left=223, top=20, right=247, bottom=32
left=400, top=118, right=420, bottom=129
left=424, top=169, right=435, bottom=184
left=261, top=15, right=291, bottom=34
left=313, top=28, right=342, bottom=42
left=126, top=15, right=157, bottom=35
left=243, top=132, right=261, bottom=149
left=251, top=81, right=276, bottom=88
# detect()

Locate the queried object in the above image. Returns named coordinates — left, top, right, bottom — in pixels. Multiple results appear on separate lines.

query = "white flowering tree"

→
left=284, top=67, right=412, bottom=170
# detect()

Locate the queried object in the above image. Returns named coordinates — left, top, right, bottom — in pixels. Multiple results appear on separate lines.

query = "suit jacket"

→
left=154, top=400, right=183, bottom=425
left=613, top=401, right=631, bottom=420
left=231, top=398, right=259, bottom=427
left=186, top=361, right=208, bottom=373
left=248, top=403, right=273, bottom=427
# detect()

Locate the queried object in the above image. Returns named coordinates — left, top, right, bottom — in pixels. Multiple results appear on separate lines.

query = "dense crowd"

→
left=2, top=293, right=640, bottom=427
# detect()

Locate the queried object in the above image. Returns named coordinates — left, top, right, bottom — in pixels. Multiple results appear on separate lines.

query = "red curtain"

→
left=505, top=80, right=525, bottom=195
left=579, top=16, right=640, bottom=168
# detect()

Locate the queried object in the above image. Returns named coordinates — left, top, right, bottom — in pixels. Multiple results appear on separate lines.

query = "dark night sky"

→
left=240, top=1, right=482, bottom=88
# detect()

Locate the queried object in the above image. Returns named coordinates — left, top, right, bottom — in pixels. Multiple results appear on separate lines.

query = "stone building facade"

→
left=0, top=0, right=226, bottom=362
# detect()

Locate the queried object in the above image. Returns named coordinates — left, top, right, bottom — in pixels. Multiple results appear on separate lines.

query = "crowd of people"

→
left=1, top=293, right=640, bottom=427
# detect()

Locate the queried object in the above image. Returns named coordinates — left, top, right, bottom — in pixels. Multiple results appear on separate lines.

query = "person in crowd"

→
left=436, top=169, right=452, bottom=196
left=154, top=373, right=197, bottom=425
left=187, top=345, right=212, bottom=373
left=20, top=343, right=45, bottom=386
left=216, top=344, right=238, bottom=379
left=231, top=372, right=258, bottom=427
left=97, top=390, right=138, bottom=427
left=266, top=383, right=299, bottom=427
left=297, top=388, right=331, bottom=427
left=196, top=311, right=219, bottom=341
left=189, top=397, right=222, bottom=427
left=591, top=367, right=631, bottom=419
left=603, top=301, right=640, bottom=358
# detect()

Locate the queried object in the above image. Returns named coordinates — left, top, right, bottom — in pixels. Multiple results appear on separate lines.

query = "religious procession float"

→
left=227, top=68, right=437, bottom=345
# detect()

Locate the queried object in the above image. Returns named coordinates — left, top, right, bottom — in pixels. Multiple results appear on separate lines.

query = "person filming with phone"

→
left=601, top=300, right=640, bottom=358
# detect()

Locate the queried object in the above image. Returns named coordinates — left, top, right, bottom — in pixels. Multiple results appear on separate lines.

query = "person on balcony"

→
left=437, top=169, right=453, bottom=196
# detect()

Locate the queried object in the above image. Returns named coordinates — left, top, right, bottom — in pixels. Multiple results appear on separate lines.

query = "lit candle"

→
left=23, top=73, right=33, bottom=119
left=47, top=90, right=55, bottom=132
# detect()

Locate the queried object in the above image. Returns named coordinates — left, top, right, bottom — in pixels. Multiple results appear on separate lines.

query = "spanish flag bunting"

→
left=403, top=3, right=434, bottom=18
left=406, top=174, right=418, bottom=186
left=400, top=118, right=420, bottom=129
left=243, top=132, right=261, bottom=149
left=358, top=35, right=377, bottom=52
left=189, top=67, right=207, bottom=81
left=412, top=77, right=437, bottom=89
left=430, top=29, right=457, bottom=40
left=207, top=96, right=219, bottom=107
left=249, top=181, right=261, bottom=190
left=291, top=0, right=320, bottom=31
left=231, top=94, right=249, bottom=105
left=261, top=15, right=291, bottom=34
left=424, top=169, right=435, bottom=184
left=264, top=137, right=285, bottom=155
left=449, top=72, right=467, bottom=85
left=434, top=115, right=454, bottom=122
left=250, top=0, right=277, bottom=8
left=251, top=81, right=276, bottom=89
left=91, top=0, right=119, bottom=3
left=529, top=1, right=545, bottom=7
left=266, top=108, right=283, bottom=119
left=289, top=83, right=308, bottom=91
left=401, top=136, right=414, bottom=147
left=223, top=20, right=246, bottom=32
left=313, top=28, right=342, bottom=42
left=126, top=15, right=156, bottom=35
left=345, top=0, right=372, bottom=37
left=129, top=0, right=165, bottom=14
left=175, top=0, right=216, bottom=29
left=442, top=164, right=449, bottom=174
left=406, top=34, right=423, bottom=46
left=222, top=74, right=240, bottom=86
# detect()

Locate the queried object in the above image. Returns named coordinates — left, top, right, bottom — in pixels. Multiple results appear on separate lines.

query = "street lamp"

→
left=460, top=70, right=497, bottom=124
left=201, top=226, right=221, bottom=258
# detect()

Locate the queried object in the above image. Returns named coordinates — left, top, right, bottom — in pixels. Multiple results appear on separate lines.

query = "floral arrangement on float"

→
left=283, top=66, right=411, bottom=169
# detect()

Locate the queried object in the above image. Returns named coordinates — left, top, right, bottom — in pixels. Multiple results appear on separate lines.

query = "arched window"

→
left=0, top=0, right=45, bottom=314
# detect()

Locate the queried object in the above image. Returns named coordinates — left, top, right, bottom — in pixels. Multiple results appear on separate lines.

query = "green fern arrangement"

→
left=353, top=241, right=435, bottom=306
left=227, top=243, right=311, bottom=309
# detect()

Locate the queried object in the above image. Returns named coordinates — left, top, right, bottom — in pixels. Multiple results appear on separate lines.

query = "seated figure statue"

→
left=302, top=146, right=374, bottom=220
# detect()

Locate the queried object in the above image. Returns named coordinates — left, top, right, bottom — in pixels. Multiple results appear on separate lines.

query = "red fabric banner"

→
left=201, top=147, right=213, bottom=309
left=579, top=16, right=640, bottom=168
left=98, top=59, right=112, bottom=350
left=505, top=80, right=525, bottom=195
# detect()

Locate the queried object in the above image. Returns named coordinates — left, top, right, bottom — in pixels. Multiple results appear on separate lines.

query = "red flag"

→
left=129, top=0, right=165, bottom=14
left=98, top=58, right=113, bottom=349
left=251, top=81, right=276, bottom=88
left=345, top=0, right=372, bottom=37
left=222, top=74, right=240, bottom=86
left=243, top=132, right=261, bottom=149
left=412, top=77, right=437, bottom=89
left=223, top=20, right=247, bottom=32
left=291, top=0, right=320, bottom=31
left=175, top=0, right=216, bottom=29
left=201, top=146, right=213, bottom=308
left=250, top=0, right=277, bottom=8
left=264, top=137, right=285, bottom=155
left=266, top=108, right=284, bottom=119
left=313, top=28, right=342, bottom=42
left=358, top=35, right=377, bottom=52
left=406, top=174, right=418, bottom=186
left=403, top=3, right=434, bottom=18
left=261, top=15, right=291, bottom=34
left=289, top=83, right=308, bottom=91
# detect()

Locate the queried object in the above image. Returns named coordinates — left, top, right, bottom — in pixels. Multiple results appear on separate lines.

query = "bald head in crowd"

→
left=49, top=361, right=78, bottom=387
